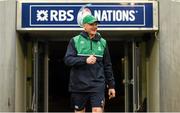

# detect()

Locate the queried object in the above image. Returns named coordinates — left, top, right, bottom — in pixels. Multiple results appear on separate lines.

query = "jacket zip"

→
left=90, top=39, right=92, bottom=50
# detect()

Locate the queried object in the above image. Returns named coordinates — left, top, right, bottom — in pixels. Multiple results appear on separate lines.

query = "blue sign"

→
left=20, top=3, right=155, bottom=29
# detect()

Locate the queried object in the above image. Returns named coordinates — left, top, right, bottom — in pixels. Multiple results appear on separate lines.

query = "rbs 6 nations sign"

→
left=17, top=1, right=158, bottom=31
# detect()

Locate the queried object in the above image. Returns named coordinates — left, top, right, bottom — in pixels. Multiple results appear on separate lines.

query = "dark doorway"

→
left=104, top=41, right=125, bottom=112
left=48, top=41, right=125, bottom=112
left=48, top=41, right=72, bottom=112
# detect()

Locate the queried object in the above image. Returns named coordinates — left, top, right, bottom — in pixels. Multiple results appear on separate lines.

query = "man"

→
left=64, top=15, right=116, bottom=113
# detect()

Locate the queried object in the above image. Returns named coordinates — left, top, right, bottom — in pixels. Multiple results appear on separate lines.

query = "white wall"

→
left=0, top=0, right=16, bottom=111
left=15, top=34, right=26, bottom=111
left=147, top=37, right=160, bottom=111
left=159, top=0, right=180, bottom=111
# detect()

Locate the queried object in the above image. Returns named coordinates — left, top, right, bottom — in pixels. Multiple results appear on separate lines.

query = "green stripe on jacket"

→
left=73, top=35, right=106, bottom=57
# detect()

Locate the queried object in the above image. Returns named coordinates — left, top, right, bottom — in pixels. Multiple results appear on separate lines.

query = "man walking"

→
left=64, top=14, right=116, bottom=113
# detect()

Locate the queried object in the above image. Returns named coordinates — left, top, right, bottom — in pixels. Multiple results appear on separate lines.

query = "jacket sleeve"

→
left=64, top=38, right=87, bottom=66
left=103, top=43, right=115, bottom=89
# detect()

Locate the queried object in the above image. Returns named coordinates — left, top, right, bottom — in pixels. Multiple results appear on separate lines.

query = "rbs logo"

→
left=50, top=10, right=74, bottom=21
left=36, top=10, right=74, bottom=22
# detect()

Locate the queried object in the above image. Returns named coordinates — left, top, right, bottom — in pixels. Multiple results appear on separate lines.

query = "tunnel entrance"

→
left=16, top=1, right=158, bottom=111
left=27, top=31, right=148, bottom=112
left=47, top=41, right=126, bottom=112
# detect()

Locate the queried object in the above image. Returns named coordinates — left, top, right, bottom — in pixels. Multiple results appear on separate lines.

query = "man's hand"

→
left=108, top=88, right=116, bottom=99
left=86, top=55, right=97, bottom=64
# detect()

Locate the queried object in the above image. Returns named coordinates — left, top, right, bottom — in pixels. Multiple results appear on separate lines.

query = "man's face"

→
left=83, top=22, right=98, bottom=36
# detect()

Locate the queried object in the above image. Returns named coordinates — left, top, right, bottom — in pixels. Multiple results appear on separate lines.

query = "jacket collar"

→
left=80, top=31, right=101, bottom=41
